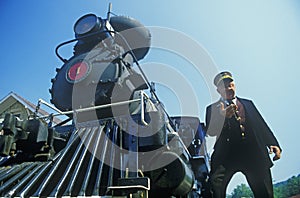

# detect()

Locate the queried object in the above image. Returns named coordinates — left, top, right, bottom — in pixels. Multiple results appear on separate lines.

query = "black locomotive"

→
left=0, top=6, right=211, bottom=198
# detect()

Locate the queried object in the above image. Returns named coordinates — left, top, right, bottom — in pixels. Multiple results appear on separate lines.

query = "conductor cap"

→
left=214, top=71, right=234, bottom=86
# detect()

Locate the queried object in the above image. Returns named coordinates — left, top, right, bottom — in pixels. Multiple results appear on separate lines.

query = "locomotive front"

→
left=50, top=13, right=151, bottom=119
left=0, top=8, right=211, bottom=198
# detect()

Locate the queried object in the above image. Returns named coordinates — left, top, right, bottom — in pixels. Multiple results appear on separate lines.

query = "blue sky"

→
left=1, top=0, right=300, bottom=194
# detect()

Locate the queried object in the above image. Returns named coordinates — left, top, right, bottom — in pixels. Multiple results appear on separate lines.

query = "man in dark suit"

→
left=205, top=71, right=281, bottom=198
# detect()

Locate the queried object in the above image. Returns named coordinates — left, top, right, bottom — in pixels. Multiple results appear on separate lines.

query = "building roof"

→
left=0, top=92, right=63, bottom=125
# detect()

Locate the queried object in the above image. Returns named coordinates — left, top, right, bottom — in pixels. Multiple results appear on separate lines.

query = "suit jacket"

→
left=205, top=97, right=281, bottom=169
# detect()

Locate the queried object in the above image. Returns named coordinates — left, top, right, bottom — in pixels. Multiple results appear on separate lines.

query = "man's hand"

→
left=269, top=145, right=281, bottom=161
left=219, top=102, right=238, bottom=118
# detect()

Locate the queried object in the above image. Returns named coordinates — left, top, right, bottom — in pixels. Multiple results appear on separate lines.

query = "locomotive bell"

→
left=110, top=15, right=151, bottom=61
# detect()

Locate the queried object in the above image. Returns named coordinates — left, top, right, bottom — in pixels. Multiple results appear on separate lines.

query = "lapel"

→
left=236, top=97, right=258, bottom=129
left=236, top=97, right=249, bottom=111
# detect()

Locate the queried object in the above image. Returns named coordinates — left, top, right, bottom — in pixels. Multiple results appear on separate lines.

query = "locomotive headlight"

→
left=74, top=14, right=102, bottom=36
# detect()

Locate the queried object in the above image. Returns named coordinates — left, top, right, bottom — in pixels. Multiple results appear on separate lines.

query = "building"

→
left=0, top=92, right=62, bottom=125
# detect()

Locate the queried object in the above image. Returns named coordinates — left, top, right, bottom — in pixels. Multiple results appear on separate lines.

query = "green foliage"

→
left=227, top=174, right=300, bottom=198
left=274, top=175, right=300, bottom=198
left=229, top=183, right=253, bottom=198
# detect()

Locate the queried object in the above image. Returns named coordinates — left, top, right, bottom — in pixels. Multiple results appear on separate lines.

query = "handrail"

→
left=38, top=99, right=64, bottom=114
left=38, top=92, right=151, bottom=126
left=38, top=98, right=142, bottom=119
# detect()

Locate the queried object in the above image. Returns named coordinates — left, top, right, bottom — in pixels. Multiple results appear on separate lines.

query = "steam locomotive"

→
left=0, top=6, right=211, bottom=198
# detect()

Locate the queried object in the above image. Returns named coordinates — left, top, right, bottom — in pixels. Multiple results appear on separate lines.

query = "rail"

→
left=37, top=91, right=150, bottom=126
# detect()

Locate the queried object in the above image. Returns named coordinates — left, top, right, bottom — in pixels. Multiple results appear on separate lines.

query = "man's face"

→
left=217, top=80, right=236, bottom=100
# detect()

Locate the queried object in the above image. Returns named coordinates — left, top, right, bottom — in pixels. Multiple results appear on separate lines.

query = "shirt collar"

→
left=220, top=97, right=237, bottom=105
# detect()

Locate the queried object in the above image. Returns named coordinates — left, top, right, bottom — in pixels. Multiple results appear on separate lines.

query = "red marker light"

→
left=67, top=61, right=89, bottom=82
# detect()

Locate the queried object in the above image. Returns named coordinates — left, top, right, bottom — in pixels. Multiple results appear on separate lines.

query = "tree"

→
left=229, top=183, right=253, bottom=198
left=228, top=174, right=300, bottom=198
left=274, top=175, right=300, bottom=198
